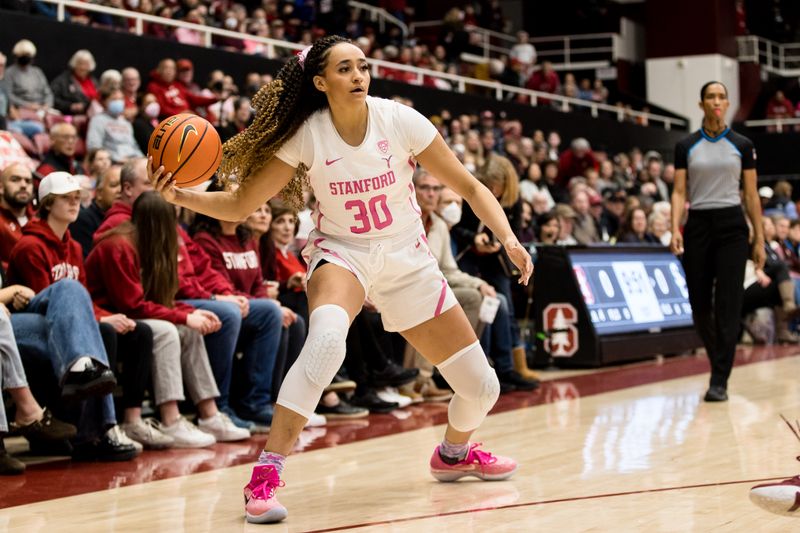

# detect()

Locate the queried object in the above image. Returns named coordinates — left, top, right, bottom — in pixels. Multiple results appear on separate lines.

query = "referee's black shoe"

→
left=704, top=386, right=728, bottom=402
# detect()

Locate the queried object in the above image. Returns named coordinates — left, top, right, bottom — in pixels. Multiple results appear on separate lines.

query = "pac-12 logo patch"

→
left=543, top=303, right=579, bottom=357
left=377, top=139, right=389, bottom=153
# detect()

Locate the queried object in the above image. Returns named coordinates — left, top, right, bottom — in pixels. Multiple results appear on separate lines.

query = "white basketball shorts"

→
left=302, top=223, right=458, bottom=332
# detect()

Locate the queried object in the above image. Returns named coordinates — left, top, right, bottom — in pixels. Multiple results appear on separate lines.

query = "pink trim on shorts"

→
left=434, top=278, right=447, bottom=317
left=319, top=247, right=359, bottom=277
left=316, top=210, right=325, bottom=230
left=407, top=156, right=416, bottom=171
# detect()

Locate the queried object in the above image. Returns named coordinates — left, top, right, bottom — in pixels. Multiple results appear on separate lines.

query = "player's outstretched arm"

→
left=416, top=134, right=533, bottom=285
left=149, top=155, right=296, bottom=221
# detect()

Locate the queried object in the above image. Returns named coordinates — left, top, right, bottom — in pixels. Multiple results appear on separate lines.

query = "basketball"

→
left=147, top=113, right=222, bottom=188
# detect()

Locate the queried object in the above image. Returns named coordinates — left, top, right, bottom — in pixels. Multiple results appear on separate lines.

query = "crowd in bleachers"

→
left=3, top=31, right=792, bottom=476
left=0, top=0, right=655, bottom=119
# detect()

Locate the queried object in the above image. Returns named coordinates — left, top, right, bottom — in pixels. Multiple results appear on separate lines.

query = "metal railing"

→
left=744, top=117, right=800, bottom=133
left=737, top=35, right=800, bottom=76
left=30, top=0, right=685, bottom=130
left=410, top=19, right=615, bottom=68
left=348, top=1, right=408, bottom=38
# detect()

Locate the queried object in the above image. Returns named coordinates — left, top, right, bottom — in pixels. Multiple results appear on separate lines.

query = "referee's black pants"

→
left=682, top=206, right=749, bottom=389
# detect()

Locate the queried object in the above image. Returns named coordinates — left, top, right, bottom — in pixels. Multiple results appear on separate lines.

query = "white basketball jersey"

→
left=275, top=96, right=438, bottom=239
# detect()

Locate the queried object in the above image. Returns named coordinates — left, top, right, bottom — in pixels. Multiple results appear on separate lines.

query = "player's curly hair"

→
left=218, top=35, right=352, bottom=209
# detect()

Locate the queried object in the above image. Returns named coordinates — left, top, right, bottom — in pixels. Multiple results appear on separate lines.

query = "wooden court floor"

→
left=3, top=345, right=800, bottom=532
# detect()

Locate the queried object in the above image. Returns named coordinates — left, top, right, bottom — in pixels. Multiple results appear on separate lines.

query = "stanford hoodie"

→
left=86, top=232, right=195, bottom=324
left=192, top=231, right=267, bottom=298
left=91, top=202, right=235, bottom=300
left=7, top=219, right=110, bottom=319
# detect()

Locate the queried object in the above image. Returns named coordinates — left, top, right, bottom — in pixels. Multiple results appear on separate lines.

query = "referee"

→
left=670, top=81, right=765, bottom=402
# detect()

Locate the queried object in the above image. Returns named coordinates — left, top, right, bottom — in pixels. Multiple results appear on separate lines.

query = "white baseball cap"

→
left=758, top=186, right=774, bottom=199
left=38, top=172, right=82, bottom=202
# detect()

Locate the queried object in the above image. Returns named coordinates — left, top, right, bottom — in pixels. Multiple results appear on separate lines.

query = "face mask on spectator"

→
left=440, top=201, right=462, bottom=226
left=129, top=0, right=139, bottom=8
left=107, top=99, right=125, bottom=116
left=16, top=55, right=32, bottom=66
left=225, top=17, right=238, bottom=29
left=144, top=102, right=160, bottom=118
left=211, top=80, right=224, bottom=92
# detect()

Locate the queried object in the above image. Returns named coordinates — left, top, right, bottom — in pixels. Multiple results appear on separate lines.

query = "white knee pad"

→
left=436, top=341, right=500, bottom=433
left=276, top=304, right=349, bottom=419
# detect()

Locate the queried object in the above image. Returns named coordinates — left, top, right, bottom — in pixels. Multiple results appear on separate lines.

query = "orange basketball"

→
left=147, top=113, right=222, bottom=188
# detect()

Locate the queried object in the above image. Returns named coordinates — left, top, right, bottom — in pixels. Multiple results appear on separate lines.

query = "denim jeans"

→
left=179, top=299, right=241, bottom=410
left=15, top=279, right=111, bottom=379
left=8, top=119, right=45, bottom=139
left=480, top=293, right=514, bottom=375
left=0, top=312, right=28, bottom=433
left=233, top=299, right=283, bottom=416
left=12, top=317, right=116, bottom=441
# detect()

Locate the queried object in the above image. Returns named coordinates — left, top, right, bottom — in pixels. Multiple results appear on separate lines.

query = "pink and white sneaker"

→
left=429, top=442, right=518, bottom=482
left=243, top=465, right=288, bottom=524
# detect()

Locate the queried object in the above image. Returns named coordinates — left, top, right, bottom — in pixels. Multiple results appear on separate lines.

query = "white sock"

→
left=69, top=356, right=93, bottom=372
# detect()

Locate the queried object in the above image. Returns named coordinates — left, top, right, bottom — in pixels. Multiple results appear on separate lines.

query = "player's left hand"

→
left=504, top=239, right=533, bottom=286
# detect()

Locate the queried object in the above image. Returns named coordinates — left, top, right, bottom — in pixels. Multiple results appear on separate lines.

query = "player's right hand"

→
left=670, top=232, right=684, bottom=256
left=147, top=156, right=177, bottom=203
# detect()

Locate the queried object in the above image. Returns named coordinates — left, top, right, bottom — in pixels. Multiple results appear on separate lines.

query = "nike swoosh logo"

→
left=178, top=124, right=198, bottom=163
left=325, top=157, right=343, bottom=166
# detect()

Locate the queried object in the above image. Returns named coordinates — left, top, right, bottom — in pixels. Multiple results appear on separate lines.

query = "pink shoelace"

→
left=463, top=443, right=498, bottom=465
left=249, top=466, right=285, bottom=501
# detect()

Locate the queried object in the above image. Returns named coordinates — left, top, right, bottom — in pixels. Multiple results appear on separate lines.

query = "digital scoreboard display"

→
left=568, top=249, right=694, bottom=335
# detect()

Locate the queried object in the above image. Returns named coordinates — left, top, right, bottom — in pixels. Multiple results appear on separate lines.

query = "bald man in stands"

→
left=36, top=122, right=85, bottom=178
left=0, top=163, right=35, bottom=266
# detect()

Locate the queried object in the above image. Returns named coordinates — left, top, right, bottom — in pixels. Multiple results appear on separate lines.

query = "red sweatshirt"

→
left=85, top=232, right=195, bottom=324
left=177, top=227, right=236, bottom=299
left=93, top=201, right=133, bottom=243
left=274, top=244, right=306, bottom=293
left=0, top=204, right=35, bottom=267
left=93, top=202, right=234, bottom=299
left=193, top=231, right=267, bottom=299
left=146, top=71, right=218, bottom=119
left=7, top=219, right=110, bottom=319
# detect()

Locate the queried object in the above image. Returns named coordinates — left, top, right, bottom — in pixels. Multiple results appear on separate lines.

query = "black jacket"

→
left=50, top=70, right=97, bottom=115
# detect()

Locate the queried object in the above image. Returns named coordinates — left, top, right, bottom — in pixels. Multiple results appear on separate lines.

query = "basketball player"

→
left=149, top=36, right=532, bottom=524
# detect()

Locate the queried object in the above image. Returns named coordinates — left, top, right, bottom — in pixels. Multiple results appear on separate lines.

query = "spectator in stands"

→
left=71, top=164, right=121, bottom=257
left=578, top=78, right=593, bottom=100
left=765, top=180, right=798, bottom=219
left=592, top=79, right=609, bottom=104
left=50, top=50, right=98, bottom=116
left=0, top=286, right=78, bottom=475
left=219, top=97, right=252, bottom=143
left=7, top=172, right=140, bottom=461
left=557, top=137, right=598, bottom=188
left=132, top=92, right=159, bottom=153
left=37, top=122, right=85, bottom=177
left=509, top=31, right=536, bottom=77
left=535, top=210, right=560, bottom=245
left=570, top=189, right=600, bottom=244
left=96, top=158, right=278, bottom=430
left=265, top=200, right=308, bottom=323
left=416, top=170, right=539, bottom=388
left=617, top=207, right=659, bottom=244
left=189, top=186, right=292, bottom=426
left=766, top=90, right=794, bottom=124
left=554, top=203, right=578, bottom=244
left=175, top=9, right=206, bottom=46
left=121, top=67, right=141, bottom=120
left=4, top=40, right=53, bottom=116
left=638, top=156, right=669, bottom=202
left=0, top=163, right=34, bottom=266
left=648, top=211, right=670, bottom=246
left=87, top=192, right=247, bottom=446
left=146, top=59, right=217, bottom=120
left=526, top=61, right=560, bottom=103
left=88, top=70, right=123, bottom=117
left=86, top=88, right=144, bottom=163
